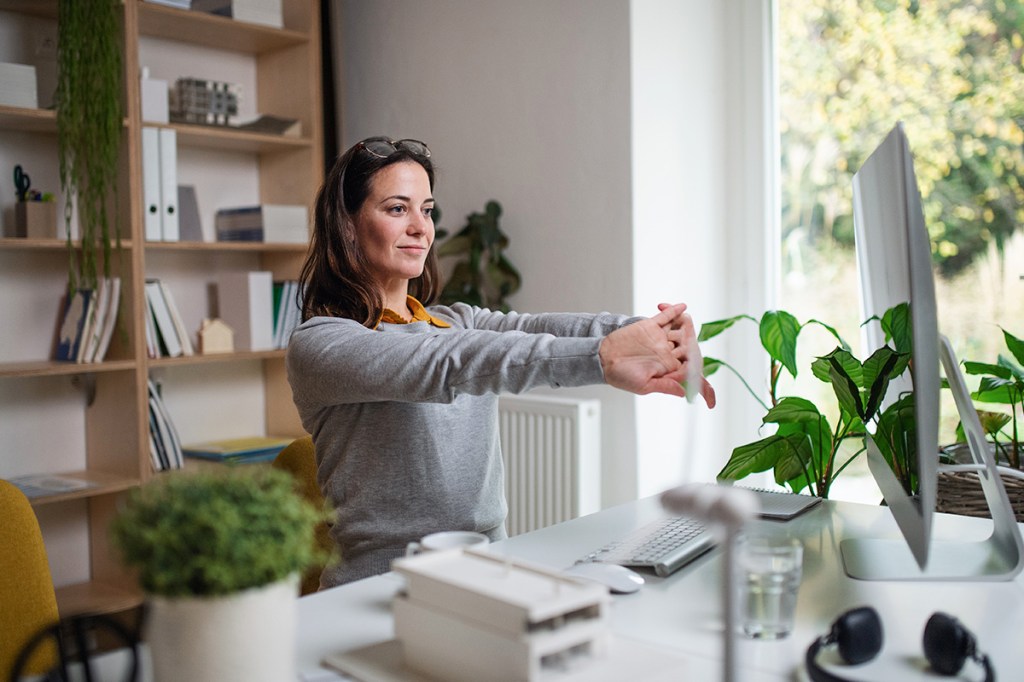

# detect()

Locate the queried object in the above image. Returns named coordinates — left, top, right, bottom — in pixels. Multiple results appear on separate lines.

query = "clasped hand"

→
left=598, top=302, right=716, bottom=407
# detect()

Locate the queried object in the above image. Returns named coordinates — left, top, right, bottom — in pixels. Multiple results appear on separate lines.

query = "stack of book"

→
left=215, top=204, right=309, bottom=244
left=54, top=277, right=122, bottom=364
left=144, top=279, right=194, bottom=358
left=191, top=0, right=283, bottom=28
left=182, top=436, right=292, bottom=464
left=148, top=380, right=183, bottom=472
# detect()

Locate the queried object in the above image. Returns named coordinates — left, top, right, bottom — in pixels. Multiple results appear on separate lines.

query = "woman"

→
left=286, top=136, right=715, bottom=587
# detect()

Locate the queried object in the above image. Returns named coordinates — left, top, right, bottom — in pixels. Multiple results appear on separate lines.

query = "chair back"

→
left=0, top=479, right=59, bottom=678
left=271, top=436, right=333, bottom=595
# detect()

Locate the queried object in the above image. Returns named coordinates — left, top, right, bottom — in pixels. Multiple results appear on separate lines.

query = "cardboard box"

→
left=15, top=202, right=58, bottom=239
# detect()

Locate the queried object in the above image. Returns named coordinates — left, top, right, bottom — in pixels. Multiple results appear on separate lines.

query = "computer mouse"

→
left=564, top=562, right=645, bottom=594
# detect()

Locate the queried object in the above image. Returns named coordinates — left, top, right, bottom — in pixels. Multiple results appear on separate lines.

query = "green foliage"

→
left=780, top=0, right=1024, bottom=278
left=56, top=0, right=124, bottom=292
left=434, top=200, right=521, bottom=312
left=960, top=328, right=1024, bottom=469
left=110, top=468, right=324, bottom=598
left=701, top=303, right=914, bottom=498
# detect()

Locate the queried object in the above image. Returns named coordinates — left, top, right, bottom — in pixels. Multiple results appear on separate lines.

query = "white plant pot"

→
left=145, top=575, right=299, bottom=682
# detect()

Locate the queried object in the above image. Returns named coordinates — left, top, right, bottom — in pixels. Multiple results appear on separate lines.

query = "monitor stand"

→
left=840, top=336, right=1024, bottom=581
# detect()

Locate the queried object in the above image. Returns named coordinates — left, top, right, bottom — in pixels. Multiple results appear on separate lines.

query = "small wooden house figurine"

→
left=197, top=318, right=233, bottom=354
left=391, top=548, right=610, bottom=681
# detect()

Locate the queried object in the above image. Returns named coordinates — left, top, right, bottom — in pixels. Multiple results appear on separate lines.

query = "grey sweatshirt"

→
left=286, top=302, right=635, bottom=586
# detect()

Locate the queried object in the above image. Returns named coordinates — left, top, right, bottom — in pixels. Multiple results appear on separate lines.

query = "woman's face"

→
left=353, top=160, right=435, bottom=295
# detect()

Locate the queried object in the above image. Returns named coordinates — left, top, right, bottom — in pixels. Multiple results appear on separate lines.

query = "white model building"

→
left=391, top=548, right=611, bottom=682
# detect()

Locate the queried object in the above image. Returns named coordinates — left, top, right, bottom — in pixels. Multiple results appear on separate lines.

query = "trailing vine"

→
left=56, top=0, right=123, bottom=292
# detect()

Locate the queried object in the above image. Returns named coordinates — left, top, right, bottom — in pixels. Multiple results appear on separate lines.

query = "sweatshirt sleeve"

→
left=286, top=316, right=607, bottom=411
left=435, top=303, right=643, bottom=337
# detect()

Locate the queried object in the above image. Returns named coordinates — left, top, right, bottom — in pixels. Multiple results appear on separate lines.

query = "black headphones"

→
left=805, top=606, right=994, bottom=682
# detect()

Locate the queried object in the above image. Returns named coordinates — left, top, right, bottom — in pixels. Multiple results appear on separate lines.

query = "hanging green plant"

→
left=56, top=0, right=124, bottom=292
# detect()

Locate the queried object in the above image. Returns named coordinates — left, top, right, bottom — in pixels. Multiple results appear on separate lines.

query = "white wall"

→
left=338, top=0, right=773, bottom=505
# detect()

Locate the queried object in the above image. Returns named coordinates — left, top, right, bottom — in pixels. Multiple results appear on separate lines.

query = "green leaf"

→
left=977, top=409, right=1012, bottom=436
left=804, top=318, right=851, bottom=351
left=1003, top=329, right=1024, bottom=366
left=861, top=346, right=906, bottom=420
left=824, top=351, right=864, bottom=420
left=881, top=302, right=912, bottom=354
left=436, top=234, right=473, bottom=257
left=964, top=361, right=1011, bottom=379
left=973, top=377, right=1018, bottom=404
left=813, top=347, right=863, bottom=386
left=763, top=396, right=821, bottom=424
left=996, top=354, right=1024, bottom=383
left=772, top=432, right=817, bottom=489
left=759, top=310, right=802, bottom=378
left=697, top=314, right=757, bottom=342
left=718, top=434, right=793, bottom=480
left=703, top=357, right=723, bottom=377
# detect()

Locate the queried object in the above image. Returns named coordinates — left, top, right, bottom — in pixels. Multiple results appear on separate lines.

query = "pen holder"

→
left=15, top=201, right=58, bottom=239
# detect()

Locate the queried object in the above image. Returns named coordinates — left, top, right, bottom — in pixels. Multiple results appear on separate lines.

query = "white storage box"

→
left=0, top=63, right=38, bottom=109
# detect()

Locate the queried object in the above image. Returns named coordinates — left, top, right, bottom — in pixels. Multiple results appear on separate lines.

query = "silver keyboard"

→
left=577, top=487, right=822, bottom=577
left=578, top=515, right=716, bottom=578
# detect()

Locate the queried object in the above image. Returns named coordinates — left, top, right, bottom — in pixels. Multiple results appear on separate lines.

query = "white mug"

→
left=405, top=530, right=489, bottom=557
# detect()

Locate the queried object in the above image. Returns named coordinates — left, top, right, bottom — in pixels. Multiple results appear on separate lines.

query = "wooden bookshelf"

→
left=0, top=0, right=323, bottom=615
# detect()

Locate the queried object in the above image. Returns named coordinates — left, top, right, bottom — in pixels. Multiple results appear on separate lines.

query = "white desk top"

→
left=297, top=496, right=1024, bottom=681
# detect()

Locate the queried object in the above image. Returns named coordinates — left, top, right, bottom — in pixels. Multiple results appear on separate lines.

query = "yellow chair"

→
left=0, top=479, right=58, bottom=678
left=271, top=436, right=334, bottom=595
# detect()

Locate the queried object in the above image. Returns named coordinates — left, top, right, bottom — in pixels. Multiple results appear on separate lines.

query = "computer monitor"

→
left=840, top=122, right=1023, bottom=581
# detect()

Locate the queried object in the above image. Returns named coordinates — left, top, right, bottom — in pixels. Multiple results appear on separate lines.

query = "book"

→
left=215, top=204, right=309, bottom=244
left=148, top=380, right=183, bottom=470
left=216, top=271, right=274, bottom=351
left=231, top=114, right=301, bottom=137
left=54, top=288, right=93, bottom=362
left=6, top=475, right=98, bottom=499
left=146, top=280, right=183, bottom=357
left=92, top=277, right=122, bottom=362
left=182, top=436, right=292, bottom=463
left=158, top=280, right=194, bottom=356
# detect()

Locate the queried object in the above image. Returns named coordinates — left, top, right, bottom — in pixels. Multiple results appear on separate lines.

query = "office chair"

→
left=0, top=479, right=59, bottom=678
left=271, top=436, right=334, bottom=595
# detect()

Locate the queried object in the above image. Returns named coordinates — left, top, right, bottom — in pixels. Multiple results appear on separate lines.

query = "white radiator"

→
left=498, top=394, right=601, bottom=536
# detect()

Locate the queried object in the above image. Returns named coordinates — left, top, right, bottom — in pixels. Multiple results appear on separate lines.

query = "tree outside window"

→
left=778, top=0, right=1024, bottom=498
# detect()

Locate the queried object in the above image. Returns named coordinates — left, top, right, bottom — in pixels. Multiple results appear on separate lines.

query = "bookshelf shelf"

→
left=138, top=3, right=309, bottom=54
left=25, top=470, right=141, bottom=507
left=0, top=0, right=321, bottom=617
left=144, top=240, right=308, bottom=253
left=0, top=359, right=137, bottom=379
left=0, top=104, right=56, bottom=133
left=148, top=349, right=286, bottom=368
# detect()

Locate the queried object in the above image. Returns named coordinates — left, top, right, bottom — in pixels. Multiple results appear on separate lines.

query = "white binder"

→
left=142, top=127, right=162, bottom=241
left=158, top=127, right=179, bottom=241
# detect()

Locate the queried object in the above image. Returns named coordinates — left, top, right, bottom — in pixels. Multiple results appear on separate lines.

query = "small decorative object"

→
left=197, top=318, right=234, bottom=354
left=110, top=468, right=324, bottom=682
left=169, top=76, right=239, bottom=126
left=703, top=303, right=912, bottom=499
left=435, top=200, right=521, bottom=312
left=13, top=165, right=58, bottom=238
left=0, top=62, right=38, bottom=108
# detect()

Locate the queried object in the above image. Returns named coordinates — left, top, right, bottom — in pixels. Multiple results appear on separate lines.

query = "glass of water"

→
left=735, top=535, right=803, bottom=639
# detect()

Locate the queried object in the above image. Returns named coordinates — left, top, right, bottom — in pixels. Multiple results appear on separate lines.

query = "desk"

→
left=296, top=495, right=1024, bottom=681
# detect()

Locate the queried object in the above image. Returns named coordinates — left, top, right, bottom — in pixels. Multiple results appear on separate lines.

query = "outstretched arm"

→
left=599, top=303, right=716, bottom=407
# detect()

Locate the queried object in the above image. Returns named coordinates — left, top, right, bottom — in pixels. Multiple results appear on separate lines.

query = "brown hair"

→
left=298, top=137, right=440, bottom=326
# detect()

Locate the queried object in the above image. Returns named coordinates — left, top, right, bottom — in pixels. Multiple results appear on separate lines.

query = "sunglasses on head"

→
left=356, top=138, right=431, bottom=159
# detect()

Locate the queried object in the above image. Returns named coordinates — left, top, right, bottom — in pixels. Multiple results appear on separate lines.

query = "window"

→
left=777, top=0, right=1024, bottom=500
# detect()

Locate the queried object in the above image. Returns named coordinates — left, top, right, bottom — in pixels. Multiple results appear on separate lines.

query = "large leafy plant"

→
left=434, top=200, right=521, bottom=311
left=110, top=468, right=324, bottom=598
left=958, top=329, right=1024, bottom=470
left=701, top=304, right=912, bottom=498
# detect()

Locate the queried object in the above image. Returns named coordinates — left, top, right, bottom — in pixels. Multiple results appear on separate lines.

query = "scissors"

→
left=14, top=164, right=30, bottom=201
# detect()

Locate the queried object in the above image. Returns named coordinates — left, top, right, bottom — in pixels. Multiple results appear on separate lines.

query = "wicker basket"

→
left=935, top=443, right=1024, bottom=523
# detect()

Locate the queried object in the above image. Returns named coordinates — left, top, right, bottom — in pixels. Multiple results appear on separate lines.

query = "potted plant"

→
left=56, top=0, right=124, bottom=292
left=937, top=328, right=1024, bottom=519
left=110, top=468, right=323, bottom=681
left=701, top=304, right=912, bottom=499
left=434, top=200, right=522, bottom=311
